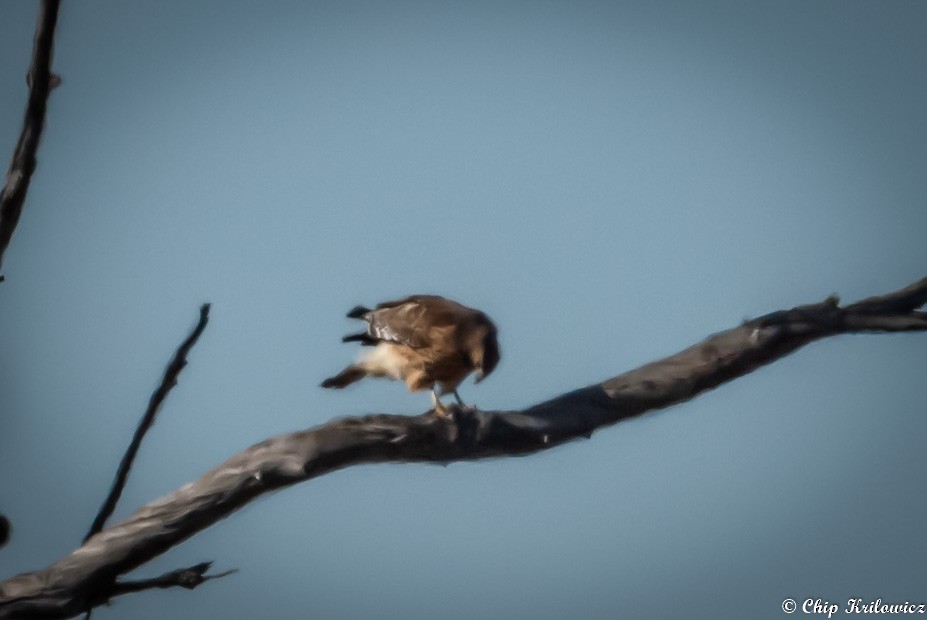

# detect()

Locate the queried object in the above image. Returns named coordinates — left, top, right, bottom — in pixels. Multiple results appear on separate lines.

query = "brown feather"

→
left=324, top=295, right=500, bottom=399
left=320, top=365, right=367, bottom=389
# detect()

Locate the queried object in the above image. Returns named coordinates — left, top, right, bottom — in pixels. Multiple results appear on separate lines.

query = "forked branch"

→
left=1, top=276, right=925, bottom=619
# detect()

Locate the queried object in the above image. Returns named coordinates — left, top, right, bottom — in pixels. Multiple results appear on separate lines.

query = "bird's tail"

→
left=346, top=305, right=371, bottom=319
left=342, top=331, right=376, bottom=345
left=321, top=365, right=367, bottom=389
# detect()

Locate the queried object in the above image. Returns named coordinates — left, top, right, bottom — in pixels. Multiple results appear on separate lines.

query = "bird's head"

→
left=470, top=322, right=500, bottom=383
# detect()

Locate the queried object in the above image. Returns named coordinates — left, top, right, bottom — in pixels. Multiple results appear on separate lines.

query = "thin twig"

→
left=108, top=562, right=238, bottom=597
left=82, top=304, right=211, bottom=543
left=82, top=562, right=235, bottom=619
left=0, top=0, right=62, bottom=278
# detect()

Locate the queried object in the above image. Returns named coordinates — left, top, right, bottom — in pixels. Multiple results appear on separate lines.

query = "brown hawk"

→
left=321, top=295, right=500, bottom=416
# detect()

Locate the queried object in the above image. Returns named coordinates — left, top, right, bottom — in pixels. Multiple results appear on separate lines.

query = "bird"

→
left=321, top=295, right=500, bottom=417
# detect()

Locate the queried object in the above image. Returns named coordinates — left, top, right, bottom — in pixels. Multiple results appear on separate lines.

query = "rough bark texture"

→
left=1, top=276, right=925, bottom=618
left=0, top=0, right=61, bottom=279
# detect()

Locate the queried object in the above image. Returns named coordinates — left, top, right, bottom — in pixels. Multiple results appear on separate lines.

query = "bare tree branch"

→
left=0, top=515, right=9, bottom=550
left=109, top=562, right=237, bottom=597
left=1, top=276, right=925, bottom=619
left=0, top=0, right=62, bottom=280
left=83, top=304, right=211, bottom=543
left=78, top=304, right=211, bottom=620
left=83, top=562, right=235, bottom=620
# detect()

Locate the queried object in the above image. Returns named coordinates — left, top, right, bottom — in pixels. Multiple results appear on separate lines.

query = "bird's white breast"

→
left=359, top=343, right=407, bottom=380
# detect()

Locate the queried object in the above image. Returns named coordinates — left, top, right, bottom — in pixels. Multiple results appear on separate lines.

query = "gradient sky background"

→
left=1, top=1, right=926, bottom=619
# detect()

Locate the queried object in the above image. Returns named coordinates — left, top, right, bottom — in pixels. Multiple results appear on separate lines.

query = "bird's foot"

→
left=431, top=390, right=453, bottom=419
left=451, top=390, right=480, bottom=412
left=433, top=400, right=453, bottom=420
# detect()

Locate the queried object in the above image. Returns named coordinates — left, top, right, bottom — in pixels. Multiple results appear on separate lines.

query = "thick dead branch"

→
left=1, top=277, right=925, bottom=619
left=0, top=0, right=62, bottom=279
left=84, top=304, right=211, bottom=543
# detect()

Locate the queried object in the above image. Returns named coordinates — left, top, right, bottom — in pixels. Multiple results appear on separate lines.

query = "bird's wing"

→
left=364, top=296, right=459, bottom=349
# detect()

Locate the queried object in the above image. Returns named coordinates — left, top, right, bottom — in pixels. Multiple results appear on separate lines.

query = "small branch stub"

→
left=0, top=515, right=10, bottom=550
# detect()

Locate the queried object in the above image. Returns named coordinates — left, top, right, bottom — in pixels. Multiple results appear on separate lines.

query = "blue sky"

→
left=1, top=1, right=926, bottom=619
